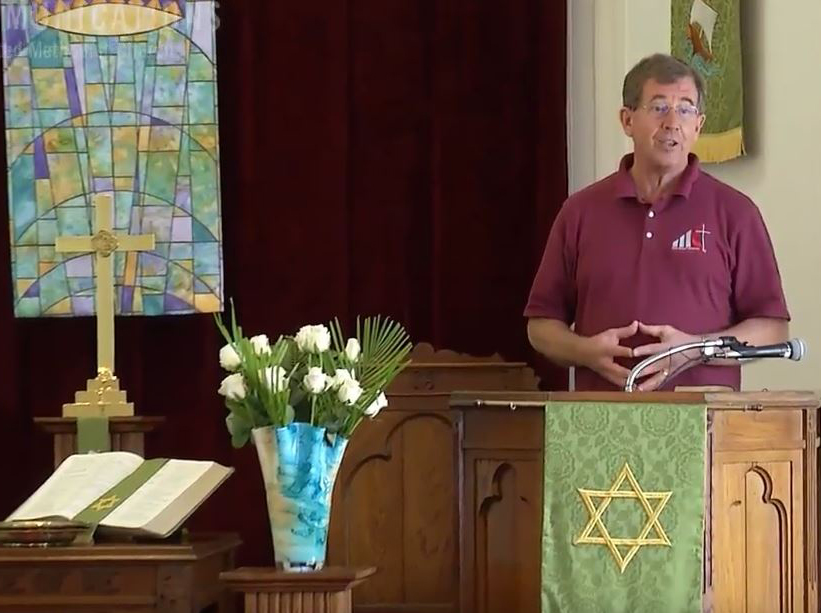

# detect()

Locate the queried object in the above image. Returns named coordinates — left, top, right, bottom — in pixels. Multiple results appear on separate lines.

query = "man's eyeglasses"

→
left=638, top=102, right=701, bottom=120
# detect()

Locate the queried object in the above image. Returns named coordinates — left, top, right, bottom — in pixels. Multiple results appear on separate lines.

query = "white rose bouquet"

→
left=215, top=307, right=412, bottom=447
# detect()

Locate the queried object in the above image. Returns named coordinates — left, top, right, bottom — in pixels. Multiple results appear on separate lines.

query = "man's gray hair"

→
left=622, top=53, right=706, bottom=111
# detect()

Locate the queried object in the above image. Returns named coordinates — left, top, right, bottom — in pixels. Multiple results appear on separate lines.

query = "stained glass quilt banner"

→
left=3, top=0, right=223, bottom=317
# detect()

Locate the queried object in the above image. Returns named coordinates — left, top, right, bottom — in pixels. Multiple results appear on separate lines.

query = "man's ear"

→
left=619, top=107, right=634, bottom=137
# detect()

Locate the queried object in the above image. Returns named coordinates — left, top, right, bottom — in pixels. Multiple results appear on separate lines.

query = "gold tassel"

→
left=693, top=126, right=745, bottom=164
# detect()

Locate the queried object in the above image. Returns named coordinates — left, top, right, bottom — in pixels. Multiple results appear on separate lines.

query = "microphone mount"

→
left=623, top=337, right=738, bottom=392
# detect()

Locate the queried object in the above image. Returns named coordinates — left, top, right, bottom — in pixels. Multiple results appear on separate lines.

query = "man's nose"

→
left=661, top=116, right=682, bottom=131
left=661, top=109, right=682, bottom=129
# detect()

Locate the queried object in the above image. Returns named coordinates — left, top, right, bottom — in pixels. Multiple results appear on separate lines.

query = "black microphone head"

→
left=788, top=338, right=806, bottom=361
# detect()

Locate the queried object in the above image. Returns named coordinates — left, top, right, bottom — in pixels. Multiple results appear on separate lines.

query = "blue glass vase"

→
left=252, top=423, right=348, bottom=571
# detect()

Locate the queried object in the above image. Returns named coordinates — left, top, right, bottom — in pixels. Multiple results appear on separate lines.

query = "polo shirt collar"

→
left=613, top=153, right=701, bottom=202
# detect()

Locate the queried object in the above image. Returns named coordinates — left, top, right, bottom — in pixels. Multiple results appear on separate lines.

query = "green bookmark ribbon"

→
left=74, top=459, right=169, bottom=526
left=76, top=416, right=111, bottom=453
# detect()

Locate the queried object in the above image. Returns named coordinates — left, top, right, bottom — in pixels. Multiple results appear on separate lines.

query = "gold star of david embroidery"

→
left=90, top=495, right=120, bottom=512
left=574, top=462, right=672, bottom=573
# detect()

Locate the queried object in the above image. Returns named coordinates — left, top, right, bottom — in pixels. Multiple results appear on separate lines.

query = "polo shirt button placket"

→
left=645, top=209, right=656, bottom=240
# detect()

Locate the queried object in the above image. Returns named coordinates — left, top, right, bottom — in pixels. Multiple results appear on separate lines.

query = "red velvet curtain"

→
left=0, top=1, right=566, bottom=564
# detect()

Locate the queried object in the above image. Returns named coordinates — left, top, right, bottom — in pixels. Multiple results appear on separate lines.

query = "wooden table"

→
left=220, top=567, right=375, bottom=613
left=0, top=532, right=240, bottom=613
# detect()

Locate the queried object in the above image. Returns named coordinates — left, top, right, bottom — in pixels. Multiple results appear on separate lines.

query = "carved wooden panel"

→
left=461, top=451, right=542, bottom=613
left=713, top=452, right=804, bottom=613
left=712, top=408, right=807, bottom=613
left=328, top=410, right=457, bottom=612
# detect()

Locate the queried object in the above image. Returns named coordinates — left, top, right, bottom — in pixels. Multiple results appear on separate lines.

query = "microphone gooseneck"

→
left=624, top=337, right=806, bottom=392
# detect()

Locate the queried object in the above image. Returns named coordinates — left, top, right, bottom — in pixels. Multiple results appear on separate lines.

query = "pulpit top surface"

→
left=450, top=390, right=820, bottom=411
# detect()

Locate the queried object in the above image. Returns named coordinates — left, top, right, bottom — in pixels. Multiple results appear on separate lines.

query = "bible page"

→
left=7, top=452, right=144, bottom=521
left=100, top=459, right=212, bottom=529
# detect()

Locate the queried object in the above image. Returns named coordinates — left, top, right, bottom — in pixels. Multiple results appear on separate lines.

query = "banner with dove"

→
left=672, top=0, right=744, bottom=163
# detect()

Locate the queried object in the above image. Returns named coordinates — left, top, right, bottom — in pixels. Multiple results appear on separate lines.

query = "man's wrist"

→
left=571, top=334, right=595, bottom=369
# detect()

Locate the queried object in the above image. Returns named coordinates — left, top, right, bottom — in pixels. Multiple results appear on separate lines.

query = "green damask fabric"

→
left=672, top=0, right=744, bottom=162
left=542, top=402, right=705, bottom=613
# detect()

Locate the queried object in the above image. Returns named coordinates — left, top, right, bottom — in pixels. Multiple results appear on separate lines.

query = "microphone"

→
left=624, top=336, right=805, bottom=392
left=716, top=338, right=806, bottom=362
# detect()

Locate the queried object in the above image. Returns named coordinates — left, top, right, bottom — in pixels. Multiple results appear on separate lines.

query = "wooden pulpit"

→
left=327, top=359, right=819, bottom=613
left=450, top=390, right=820, bottom=613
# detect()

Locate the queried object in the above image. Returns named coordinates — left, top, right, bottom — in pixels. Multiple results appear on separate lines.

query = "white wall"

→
left=568, top=0, right=821, bottom=390
left=568, top=0, right=669, bottom=192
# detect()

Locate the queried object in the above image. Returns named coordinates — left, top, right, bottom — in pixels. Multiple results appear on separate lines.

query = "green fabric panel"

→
left=542, top=402, right=705, bottom=613
left=671, top=0, right=742, bottom=132
left=76, top=417, right=111, bottom=453
left=74, top=458, right=168, bottom=525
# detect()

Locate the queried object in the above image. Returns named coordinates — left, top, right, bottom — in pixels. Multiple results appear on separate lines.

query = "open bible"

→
left=6, top=452, right=233, bottom=538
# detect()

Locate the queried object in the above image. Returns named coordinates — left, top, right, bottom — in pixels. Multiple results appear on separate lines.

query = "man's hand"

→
left=632, top=322, right=699, bottom=391
left=578, top=321, right=639, bottom=388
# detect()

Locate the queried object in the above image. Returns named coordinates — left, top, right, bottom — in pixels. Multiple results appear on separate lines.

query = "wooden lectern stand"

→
left=450, top=391, right=819, bottom=613
left=35, top=416, right=165, bottom=468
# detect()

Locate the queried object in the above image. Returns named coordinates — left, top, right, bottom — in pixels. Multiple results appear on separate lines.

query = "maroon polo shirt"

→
left=525, top=154, right=790, bottom=391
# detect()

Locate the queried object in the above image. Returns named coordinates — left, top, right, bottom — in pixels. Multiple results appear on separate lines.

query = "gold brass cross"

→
left=55, top=193, right=155, bottom=417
